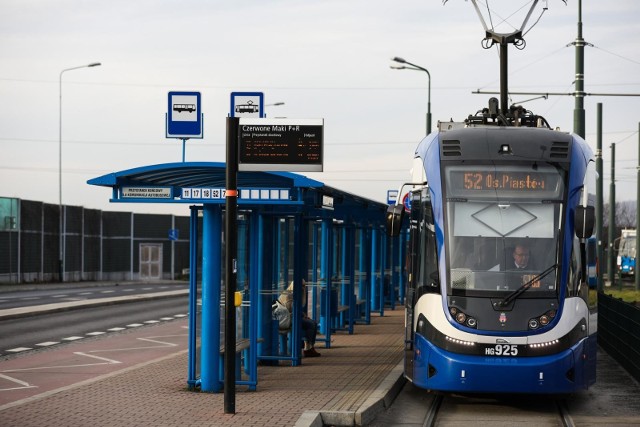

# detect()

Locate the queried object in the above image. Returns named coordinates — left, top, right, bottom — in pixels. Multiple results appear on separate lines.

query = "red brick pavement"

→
left=0, top=309, right=405, bottom=427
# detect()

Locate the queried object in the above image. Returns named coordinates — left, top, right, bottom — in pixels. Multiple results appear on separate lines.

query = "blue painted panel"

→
left=411, top=334, right=591, bottom=394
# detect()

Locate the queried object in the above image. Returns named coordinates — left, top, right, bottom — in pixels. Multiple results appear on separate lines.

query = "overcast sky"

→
left=1, top=1, right=639, bottom=215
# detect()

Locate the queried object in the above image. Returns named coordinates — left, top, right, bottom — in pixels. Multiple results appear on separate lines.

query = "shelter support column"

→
left=201, top=204, right=222, bottom=392
left=345, top=225, right=356, bottom=333
left=318, top=218, right=334, bottom=347
left=291, top=214, right=307, bottom=365
left=359, top=227, right=372, bottom=324
left=379, top=230, right=387, bottom=316
left=370, top=227, right=380, bottom=313
left=187, top=205, right=199, bottom=389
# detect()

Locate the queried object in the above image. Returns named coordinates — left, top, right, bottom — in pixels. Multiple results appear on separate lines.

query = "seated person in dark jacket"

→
left=511, top=244, right=532, bottom=270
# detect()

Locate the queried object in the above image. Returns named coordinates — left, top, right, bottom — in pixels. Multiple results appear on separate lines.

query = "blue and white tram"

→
left=386, top=107, right=598, bottom=394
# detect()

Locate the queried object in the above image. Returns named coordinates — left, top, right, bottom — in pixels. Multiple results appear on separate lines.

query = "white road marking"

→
left=0, top=373, right=37, bottom=391
left=0, top=331, right=187, bottom=395
left=107, top=327, right=126, bottom=331
left=2, top=352, right=122, bottom=372
left=86, top=332, right=106, bottom=336
left=5, top=347, right=32, bottom=353
left=126, top=323, right=143, bottom=328
left=35, top=342, right=60, bottom=347
left=143, top=320, right=160, bottom=324
left=95, top=335, right=186, bottom=353
left=62, top=336, right=84, bottom=341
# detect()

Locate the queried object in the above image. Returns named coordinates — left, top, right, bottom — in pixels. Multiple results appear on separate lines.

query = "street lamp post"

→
left=264, top=102, right=284, bottom=117
left=391, top=57, right=432, bottom=135
left=59, top=62, right=101, bottom=282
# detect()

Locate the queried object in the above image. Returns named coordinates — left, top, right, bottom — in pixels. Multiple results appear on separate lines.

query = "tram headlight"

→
left=529, top=310, right=556, bottom=329
left=449, top=307, right=476, bottom=328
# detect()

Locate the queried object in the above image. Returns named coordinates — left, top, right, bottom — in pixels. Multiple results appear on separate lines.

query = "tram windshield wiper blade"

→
left=497, top=264, right=557, bottom=308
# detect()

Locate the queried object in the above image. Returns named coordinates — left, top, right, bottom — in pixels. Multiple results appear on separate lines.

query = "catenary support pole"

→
left=608, top=143, right=616, bottom=287
left=636, top=123, right=640, bottom=291
left=595, top=104, right=604, bottom=292
left=573, top=0, right=586, bottom=138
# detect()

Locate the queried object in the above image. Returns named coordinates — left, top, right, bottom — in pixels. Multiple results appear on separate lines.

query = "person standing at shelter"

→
left=280, top=280, right=321, bottom=357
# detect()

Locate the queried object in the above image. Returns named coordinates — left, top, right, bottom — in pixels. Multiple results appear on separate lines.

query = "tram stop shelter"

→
left=88, top=161, right=405, bottom=393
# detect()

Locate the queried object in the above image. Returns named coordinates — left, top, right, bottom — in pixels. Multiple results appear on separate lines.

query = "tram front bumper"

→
left=412, top=334, right=589, bottom=394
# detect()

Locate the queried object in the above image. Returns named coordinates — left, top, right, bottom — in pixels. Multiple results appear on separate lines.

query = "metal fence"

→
left=598, top=292, right=640, bottom=383
left=0, top=197, right=191, bottom=283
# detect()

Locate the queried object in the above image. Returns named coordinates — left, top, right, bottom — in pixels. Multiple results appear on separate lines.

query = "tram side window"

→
left=417, top=189, right=439, bottom=296
left=567, top=237, right=581, bottom=297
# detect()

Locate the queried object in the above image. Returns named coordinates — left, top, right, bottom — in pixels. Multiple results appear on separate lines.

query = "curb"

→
left=0, top=289, right=189, bottom=320
left=0, top=280, right=186, bottom=293
left=295, top=361, right=406, bottom=427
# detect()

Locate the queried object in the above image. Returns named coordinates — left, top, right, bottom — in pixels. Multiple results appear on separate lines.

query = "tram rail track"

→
left=556, top=399, right=576, bottom=427
left=422, top=394, right=443, bottom=427
left=420, top=393, right=576, bottom=427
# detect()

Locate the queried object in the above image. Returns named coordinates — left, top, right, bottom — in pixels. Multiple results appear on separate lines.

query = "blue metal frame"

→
left=201, top=204, right=222, bottom=392
left=187, top=205, right=199, bottom=389
left=88, top=162, right=389, bottom=392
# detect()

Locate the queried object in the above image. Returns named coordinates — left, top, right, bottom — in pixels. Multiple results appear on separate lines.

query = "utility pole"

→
left=636, top=123, right=640, bottom=291
left=608, top=143, right=616, bottom=287
left=596, top=103, right=604, bottom=292
left=571, top=0, right=586, bottom=138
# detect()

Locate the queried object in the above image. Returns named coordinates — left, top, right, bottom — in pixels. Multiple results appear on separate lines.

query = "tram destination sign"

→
left=238, top=118, right=323, bottom=172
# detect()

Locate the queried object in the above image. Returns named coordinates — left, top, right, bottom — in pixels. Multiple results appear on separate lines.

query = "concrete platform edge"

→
left=296, top=361, right=406, bottom=427
left=356, top=361, right=406, bottom=426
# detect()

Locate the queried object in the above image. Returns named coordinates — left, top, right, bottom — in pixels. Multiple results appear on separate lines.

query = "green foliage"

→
left=604, top=287, right=640, bottom=304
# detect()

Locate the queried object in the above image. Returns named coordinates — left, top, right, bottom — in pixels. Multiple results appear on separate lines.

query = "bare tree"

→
left=603, top=201, right=637, bottom=228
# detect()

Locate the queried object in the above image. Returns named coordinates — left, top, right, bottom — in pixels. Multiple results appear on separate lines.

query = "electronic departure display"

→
left=238, top=118, right=323, bottom=172
left=449, top=170, right=560, bottom=192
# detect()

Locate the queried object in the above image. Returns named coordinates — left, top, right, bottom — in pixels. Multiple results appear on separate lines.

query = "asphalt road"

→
left=0, top=282, right=189, bottom=310
left=0, top=296, right=192, bottom=358
left=0, top=282, right=195, bottom=359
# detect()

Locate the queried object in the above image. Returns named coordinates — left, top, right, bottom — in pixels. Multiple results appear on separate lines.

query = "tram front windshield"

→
left=444, top=164, right=564, bottom=297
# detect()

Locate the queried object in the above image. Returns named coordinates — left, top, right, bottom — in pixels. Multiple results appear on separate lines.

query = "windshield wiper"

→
left=496, top=264, right=557, bottom=308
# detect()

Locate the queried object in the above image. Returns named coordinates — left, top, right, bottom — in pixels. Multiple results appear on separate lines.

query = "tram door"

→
left=404, top=190, right=423, bottom=381
left=140, top=243, right=163, bottom=280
